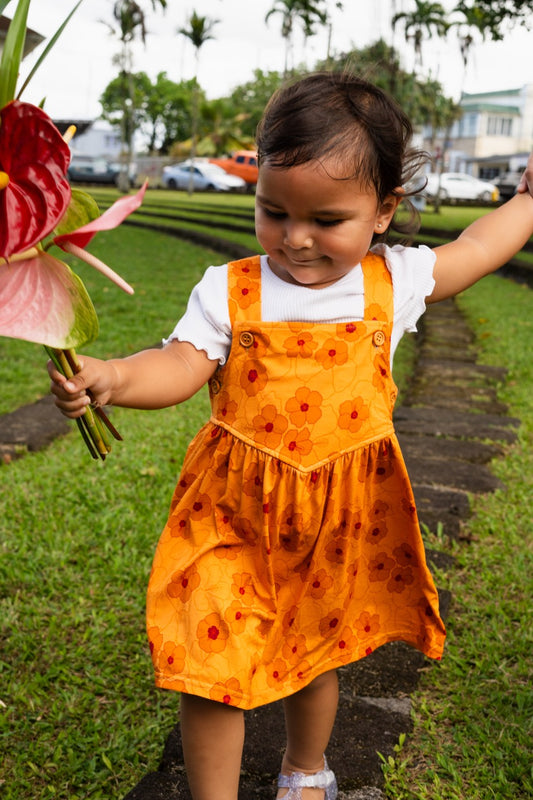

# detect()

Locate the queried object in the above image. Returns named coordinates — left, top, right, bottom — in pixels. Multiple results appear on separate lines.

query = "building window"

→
left=456, top=112, right=478, bottom=138
left=486, top=116, right=513, bottom=136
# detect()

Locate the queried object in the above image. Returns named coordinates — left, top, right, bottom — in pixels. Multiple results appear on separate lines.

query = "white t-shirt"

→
left=165, top=244, right=436, bottom=365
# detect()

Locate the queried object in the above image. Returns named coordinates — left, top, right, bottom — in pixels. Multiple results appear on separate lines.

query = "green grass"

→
left=1, top=194, right=531, bottom=798
left=383, top=276, right=533, bottom=800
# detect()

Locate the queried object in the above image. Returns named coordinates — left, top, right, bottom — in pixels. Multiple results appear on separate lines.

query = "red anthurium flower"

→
left=0, top=100, right=71, bottom=259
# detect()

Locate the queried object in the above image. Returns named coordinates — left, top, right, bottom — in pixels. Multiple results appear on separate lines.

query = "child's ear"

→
left=374, top=188, right=403, bottom=233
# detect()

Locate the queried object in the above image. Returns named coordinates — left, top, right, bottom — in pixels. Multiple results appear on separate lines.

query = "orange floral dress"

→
left=146, top=253, right=446, bottom=709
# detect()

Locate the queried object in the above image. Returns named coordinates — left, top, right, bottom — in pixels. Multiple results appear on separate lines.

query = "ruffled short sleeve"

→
left=372, top=243, right=436, bottom=358
left=163, top=264, right=231, bottom=365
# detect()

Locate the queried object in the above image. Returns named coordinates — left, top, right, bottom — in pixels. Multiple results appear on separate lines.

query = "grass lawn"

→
left=0, top=192, right=531, bottom=798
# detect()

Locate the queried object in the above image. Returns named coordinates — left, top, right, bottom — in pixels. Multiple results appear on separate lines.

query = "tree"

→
left=392, top=1, right=449, bottom=67
left=265, top=0, right=336, bottom=75
left=178, top=11, right=219, bottom=191
left=228, top=69, right=285, bottom=140
left=103, top=0, right=167, bottom=189
left=453, top=0, right=533, bottom=40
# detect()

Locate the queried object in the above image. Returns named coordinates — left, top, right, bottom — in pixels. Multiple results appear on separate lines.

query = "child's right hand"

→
left=48, top=355, right=117, bottom=419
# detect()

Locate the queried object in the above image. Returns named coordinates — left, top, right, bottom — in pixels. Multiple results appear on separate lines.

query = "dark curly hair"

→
left=256, top=72, right=428, bottom=240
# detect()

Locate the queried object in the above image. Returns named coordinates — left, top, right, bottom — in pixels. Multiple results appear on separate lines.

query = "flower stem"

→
left=45, top=346, right=122, bottom=460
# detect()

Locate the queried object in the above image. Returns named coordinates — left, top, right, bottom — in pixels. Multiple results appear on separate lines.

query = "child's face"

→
left=255, top=158, right=400, bottom=289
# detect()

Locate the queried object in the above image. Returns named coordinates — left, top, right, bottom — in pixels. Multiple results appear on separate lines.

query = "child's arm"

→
left=48, top=340, right=219, bottom=418
left=428, top=154, right=533, bottom=303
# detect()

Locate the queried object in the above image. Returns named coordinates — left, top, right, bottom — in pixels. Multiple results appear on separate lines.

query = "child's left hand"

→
left=517, top=152, right=533, bottom=197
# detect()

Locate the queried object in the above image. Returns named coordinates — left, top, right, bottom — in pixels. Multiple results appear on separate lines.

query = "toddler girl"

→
left=49, top=73, right=533, bottom=800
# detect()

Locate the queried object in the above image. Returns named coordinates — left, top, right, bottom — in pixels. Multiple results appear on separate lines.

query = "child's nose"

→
left=283, top=222, right=313, bottom=250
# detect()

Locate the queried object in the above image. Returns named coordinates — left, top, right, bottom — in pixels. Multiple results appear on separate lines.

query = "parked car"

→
left=209, top=150, right=258, bottom=186
left=494, top=171, right=523, bottom=202
left=423, top=172, right=499, bottom=204
left=161, top=160, right=246, bottom=192
left=68, top=155, right=136, bottom=187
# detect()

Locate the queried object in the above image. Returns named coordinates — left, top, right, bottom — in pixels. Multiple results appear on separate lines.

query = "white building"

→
left=437, top=84, right=533, bottom=179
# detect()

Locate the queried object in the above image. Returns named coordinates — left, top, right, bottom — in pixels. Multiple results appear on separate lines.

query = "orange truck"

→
left=209, top=150, right=258, bottom=187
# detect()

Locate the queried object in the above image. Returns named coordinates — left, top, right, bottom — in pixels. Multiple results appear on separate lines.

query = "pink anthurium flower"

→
left=0, top=249, right=98, bottom=349
left=0, top=100, right=71, bottom=259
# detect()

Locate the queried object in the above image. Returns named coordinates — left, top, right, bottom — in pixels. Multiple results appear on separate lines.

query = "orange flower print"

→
left=370, top=499, right=390, bottom=520
left=285, top=386, right=323, bottom=427
left=283, top=605, right=299, bottom=632
left=240, top=360, right=268, bottom=396
left=338, top=397, right=370, bottom=434
left=197, top=612, right=230, bottom=653
left=365, top=520, right=389, bottom=545
left=249, top=332, right=270, bottom=359
left=335, top=321, right=363, bottom=342
left=167, top=564, right=201, bottom=602
left=214, top=543, right=243, bottom=560
left=372, top=353, right=389, bottom=394
left=225, top=601, right=249, bottom=634
left=280, top=428, right=313, bottom=464
left=309, top=568, right=334, bottom=599
left=209, top=677, right=244, bottom=706
left=171, top=471, right=198, bottom=506
left=282, top=633, right=308, bottom=665
left=147, top=625, right=164, bottom=658
left=155, top=640, right=186, bottom=673
left=366, top=303, right=387, bottom=322
left=242, top=462, right=265, bottom=500
left=387, top=566, right=415, bottom=594
left=253, top=404, right=288, bottom=447
left=291, top=659, right=312, bottom=688
left=393, top=542, right=419, bottom=568
left=215, top=390, right=238, bottom=424
left=315, top=337, right=349, bottom=369
left=324, top=538, right=347, bottom=564
left=332, top=625, right=358, bottom=663
left=319, top=609, right=342, bottom=639
left=167, top=509, right=190, bottom=539
left=283, top=330, right=317, bottom=358
left=278, top=504, right=306, bottom=551
left=401, top=496, right=417, bottom=518
left=230, top=276, right=260, bottom=309
left=266, top=657, right=290, bottom=689
left=230, top=572, right=256, bottom=606
left=233, top=514, right=259, bottom=547
left=354, top=611, right=381, bottom=637
left=190, top=493, right=212, bottom=521
left=368, top=552, right=395, bottom=582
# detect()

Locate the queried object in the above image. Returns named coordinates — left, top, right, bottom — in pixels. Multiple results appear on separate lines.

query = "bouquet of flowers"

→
left=0, top=0, right=146, bottom=459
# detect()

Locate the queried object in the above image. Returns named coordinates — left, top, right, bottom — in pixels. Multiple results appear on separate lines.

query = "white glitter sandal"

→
left=277, top=756, right=338, bottom=800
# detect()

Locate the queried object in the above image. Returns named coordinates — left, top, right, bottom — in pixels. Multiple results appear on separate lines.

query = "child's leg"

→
left=180, top=693, right=245, bottom=800
left=278, top=669, right=339, bottom=799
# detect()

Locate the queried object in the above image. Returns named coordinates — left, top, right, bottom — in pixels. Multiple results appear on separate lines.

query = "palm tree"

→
left=392, top=0, right=449, bottom=68
left=178, top=11, right=219, bottom=192
left=265, top=0, right=333, bottom=76
left=105, top=1, right=167, bottom=190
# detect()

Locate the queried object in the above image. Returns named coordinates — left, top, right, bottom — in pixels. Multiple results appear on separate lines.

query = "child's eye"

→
left=262, top=207, right=286, bottom=220
left=316, top=218, right=343, bottom=227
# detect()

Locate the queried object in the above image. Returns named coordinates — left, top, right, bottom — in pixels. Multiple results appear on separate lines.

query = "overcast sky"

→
left=11, top=0, right=533, bottom=120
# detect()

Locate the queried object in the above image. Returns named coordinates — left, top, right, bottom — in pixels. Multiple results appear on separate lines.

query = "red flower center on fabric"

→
left=208, top=625, right=220, bottom=640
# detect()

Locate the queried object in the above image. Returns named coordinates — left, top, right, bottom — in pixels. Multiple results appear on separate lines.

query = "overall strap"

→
left=361, top=252, right=393, bottom=324
left=227, top=255, right=263, bottom=325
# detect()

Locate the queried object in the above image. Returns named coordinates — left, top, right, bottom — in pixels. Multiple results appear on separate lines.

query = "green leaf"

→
left=16, top=0, right=85, bottom=101
left=53, top=189, right=101, bottom=238
left=0, top=0, right=30, bottom=108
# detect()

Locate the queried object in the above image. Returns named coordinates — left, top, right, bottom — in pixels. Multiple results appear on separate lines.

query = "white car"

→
left=424, top=172, right=499, bottom=203
left=161, top=160, right=246, bottom=192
